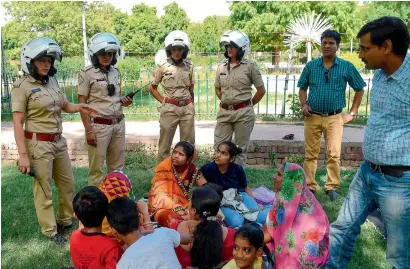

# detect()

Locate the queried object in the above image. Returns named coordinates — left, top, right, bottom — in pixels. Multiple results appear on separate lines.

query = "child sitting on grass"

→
left=223, top=223, right=273, bottom=269
left=107, top=197, right=191, bottom=269
left=70, top=186, right=123, bottom=269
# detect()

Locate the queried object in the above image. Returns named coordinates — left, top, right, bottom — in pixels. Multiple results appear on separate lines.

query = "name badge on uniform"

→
left=220, top=73, right=227, bottom=76
left=96, top=78, right=105, bottom=82
left=31, top=88, right=41, bottom=93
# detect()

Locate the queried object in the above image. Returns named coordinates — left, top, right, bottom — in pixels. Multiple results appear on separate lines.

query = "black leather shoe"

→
left=57, top=223, right=73, bottom=234
left=50, top=233, right=68, bottom=245
left=309, top=189, right=316, bottom=195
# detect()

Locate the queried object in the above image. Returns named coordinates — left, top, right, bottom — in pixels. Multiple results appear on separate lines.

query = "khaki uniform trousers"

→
left=88, top=120, right=125, bottom=187
left=214, top=106, right=255, bottom=166
left=25, top=135, right=74, bottom=237
left=157, top=103, right=195, bottom=162
left=303, top=114, right=344, bottom=191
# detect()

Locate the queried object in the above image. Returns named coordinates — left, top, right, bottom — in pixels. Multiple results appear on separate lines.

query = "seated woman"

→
left=263, top=162, right=329, bottom=268
left=149, top=141, right=207, bottom=227
left=97, top=171, right=154, bottom=240
left=171, top=186, right=235, bottom=269
left=200, top=141, right=270, bottom=227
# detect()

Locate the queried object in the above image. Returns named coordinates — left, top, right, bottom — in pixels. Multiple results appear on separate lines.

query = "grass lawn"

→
left=1, top=148, right=388, bottom=269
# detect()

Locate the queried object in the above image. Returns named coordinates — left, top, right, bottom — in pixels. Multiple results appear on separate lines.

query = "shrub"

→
left=117, top=57, right=141, bottom=81
left=339, top=52, right=365, bottom=70
left=285, top=154, right=304, bottom=166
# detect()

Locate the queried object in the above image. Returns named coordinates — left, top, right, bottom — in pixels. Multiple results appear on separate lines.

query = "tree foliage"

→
left=361, top=1, right=410, bottom=29
left=229, top=1, right=363, bottom=54
left=187, top=16, right=229, bottom=52
left=2, top=1, right=118, bottom=59
left=1, top=0, right=409, bottom=68
left=160, top=2, right=189, bottom=38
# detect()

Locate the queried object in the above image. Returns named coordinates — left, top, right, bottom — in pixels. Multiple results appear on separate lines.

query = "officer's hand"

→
left=78, top=104, right=99, bottom=117
left=18, top=154, right=31, bottom=175
left=302, top=103, right=312, bottom=117
left=121, top=96, right=133, bottom=107
left=86, top=132, right=97, bottom=147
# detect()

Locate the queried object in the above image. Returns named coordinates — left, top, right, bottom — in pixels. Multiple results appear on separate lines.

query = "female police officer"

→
left=214, top=30, right=266, bottom=166
left=77, top=33, right=132, bottom=187
left=12, top=37, right=97, bottom=243
left=150, top=30, right=195, bottom=162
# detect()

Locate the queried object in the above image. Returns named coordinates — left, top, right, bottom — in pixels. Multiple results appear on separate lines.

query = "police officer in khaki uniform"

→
left=150, top=30, right=195, bottom=162
left=78, top=33, right=132, bottom=187
left=214, top=30, right=266, bottom=166
left=12, top=37, right=97, bottom=243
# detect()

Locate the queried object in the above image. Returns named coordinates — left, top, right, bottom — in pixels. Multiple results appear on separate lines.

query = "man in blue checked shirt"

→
left=298, top=29, right=366, bottom=201
left=327, top=16, right=410, bottom=269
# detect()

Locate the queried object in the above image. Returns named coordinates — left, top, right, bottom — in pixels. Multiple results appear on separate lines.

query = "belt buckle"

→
left=178, top=100, right=186, bottom=107
left=227, top=105, right=234, bottom=110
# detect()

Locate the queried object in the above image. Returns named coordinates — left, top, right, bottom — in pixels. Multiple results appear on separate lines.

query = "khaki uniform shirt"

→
left=151, top=58, right=194, bottom=100
left=11, top=75, right=67, bottom=134
left=77, top=65, right=123, bottom=116
left=215, top=59, right=264, bottom=105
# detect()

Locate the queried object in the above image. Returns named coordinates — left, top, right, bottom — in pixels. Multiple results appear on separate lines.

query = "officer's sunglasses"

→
left=325, top=70, right=329, bottom=83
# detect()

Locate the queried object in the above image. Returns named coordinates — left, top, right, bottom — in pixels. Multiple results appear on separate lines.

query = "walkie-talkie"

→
left=16, top=161, right=48, bottom=198
left=120, top=81, right=152, bottom=104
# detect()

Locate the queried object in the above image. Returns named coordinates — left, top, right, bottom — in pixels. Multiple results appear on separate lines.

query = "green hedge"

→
left=339, top=52, right=365, bottom=70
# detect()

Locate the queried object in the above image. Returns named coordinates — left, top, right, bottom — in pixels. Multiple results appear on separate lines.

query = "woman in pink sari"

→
left=263, top=162, right=329, bottom=269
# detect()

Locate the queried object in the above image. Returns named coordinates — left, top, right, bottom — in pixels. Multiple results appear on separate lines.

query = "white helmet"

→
left=164, top=30, right=190, bottom=59
left=20, top=37, right=62, bottom=77
left=220, top=30, right=250, bottom=60
left=154, top=49, right=167, bottom=66
left=88, top=32, right=121, bottom=67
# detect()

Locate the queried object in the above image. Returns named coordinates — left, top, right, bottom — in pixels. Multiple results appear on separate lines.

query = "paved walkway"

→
left=1, top=121, right=364, bottom=145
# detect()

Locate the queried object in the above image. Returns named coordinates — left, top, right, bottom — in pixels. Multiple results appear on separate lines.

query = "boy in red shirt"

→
left=70, top=186, right=123, bottom=269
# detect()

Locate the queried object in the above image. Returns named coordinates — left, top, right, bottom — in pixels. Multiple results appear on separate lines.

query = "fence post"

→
left=275, top=75, right=278, bottom=116
left=265, top=77, right=269, bottom=115
left=206, top=71, right=209, bottom=113
left=148, top=71, right=152, bottom=113
left=139, top=77, right=143, bottom=109
left=197, top=73, right=200, bottom=114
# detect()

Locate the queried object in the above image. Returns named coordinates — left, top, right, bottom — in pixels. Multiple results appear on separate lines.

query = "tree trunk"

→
left=272, top=46, right=280, bottom=72
left=307, top=40, right=312, bottom=62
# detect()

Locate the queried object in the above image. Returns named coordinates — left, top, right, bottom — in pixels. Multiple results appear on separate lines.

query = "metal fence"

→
left=1, top=71, right=373, bottom=120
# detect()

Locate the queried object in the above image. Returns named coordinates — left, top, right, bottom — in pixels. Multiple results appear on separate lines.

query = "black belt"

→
left=310, top=109, right=342, bottom=117
left=368, top=161, right=410, bottom=178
